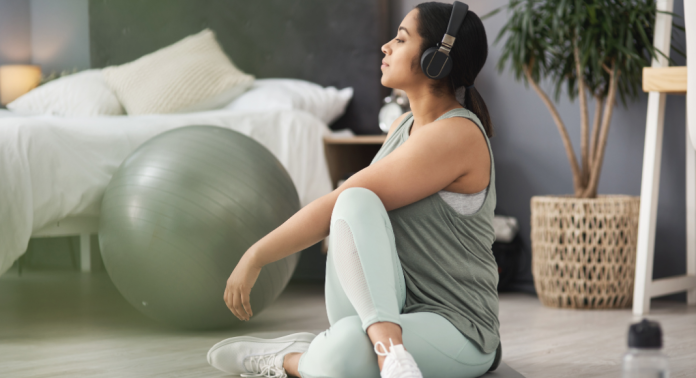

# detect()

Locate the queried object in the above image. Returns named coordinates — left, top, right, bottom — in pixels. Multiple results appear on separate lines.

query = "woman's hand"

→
left=224, top=252, right=262, bottom=321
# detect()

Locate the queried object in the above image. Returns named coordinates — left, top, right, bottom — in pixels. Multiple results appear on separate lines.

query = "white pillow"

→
left=102, top=28, right=254, bottom=115
left=224, top=78, right=353, bottom=125
left=6, top=69, right=124, bottom=116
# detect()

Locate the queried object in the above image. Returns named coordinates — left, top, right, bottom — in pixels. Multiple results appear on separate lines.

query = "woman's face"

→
left=381, top=9, right=424, bottom=90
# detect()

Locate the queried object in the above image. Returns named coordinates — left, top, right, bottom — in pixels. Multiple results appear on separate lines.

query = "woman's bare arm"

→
left=246, top=190, right=338, bottom=267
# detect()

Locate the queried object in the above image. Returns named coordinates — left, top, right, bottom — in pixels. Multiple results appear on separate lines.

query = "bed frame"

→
left=30, top=0, right=389, bottom=272
left=32, top=217, right=98, bottom=272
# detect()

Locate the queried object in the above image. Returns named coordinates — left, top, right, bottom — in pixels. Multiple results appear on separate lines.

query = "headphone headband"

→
left=420, top=1, right=469, bottom=80
left=440, top=1, right=469, bottom=55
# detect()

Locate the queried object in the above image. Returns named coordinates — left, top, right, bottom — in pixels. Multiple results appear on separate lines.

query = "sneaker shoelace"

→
left=374, top=338, right=423, bottom=378
left=241, top=354, right=288, bottom=378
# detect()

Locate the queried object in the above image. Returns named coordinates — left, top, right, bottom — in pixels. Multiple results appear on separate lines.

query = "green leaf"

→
left=588, top=4, right=597, bottom=24
left=480, top=5, right=505, bottom=20
left=494, top=0, right=684, bottom=103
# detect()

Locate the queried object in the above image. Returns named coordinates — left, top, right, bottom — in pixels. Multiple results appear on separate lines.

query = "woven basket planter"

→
left=530, top=195, right=640, bottom=309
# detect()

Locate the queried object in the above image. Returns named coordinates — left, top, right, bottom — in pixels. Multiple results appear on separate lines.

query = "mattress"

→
left=0, top=108, right=333, bottom=276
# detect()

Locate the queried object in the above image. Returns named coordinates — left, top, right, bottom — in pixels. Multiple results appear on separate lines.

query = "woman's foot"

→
left=207, top=332, right=316, bottom=377
left=374, top=338, right=423, bottom=378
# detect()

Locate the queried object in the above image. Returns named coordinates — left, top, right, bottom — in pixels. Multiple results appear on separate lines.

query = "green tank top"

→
left=370, top=107, right=500, bottom=354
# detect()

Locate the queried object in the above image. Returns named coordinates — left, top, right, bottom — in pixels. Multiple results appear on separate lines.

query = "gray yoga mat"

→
left=481, top=362, right=525, bottom=377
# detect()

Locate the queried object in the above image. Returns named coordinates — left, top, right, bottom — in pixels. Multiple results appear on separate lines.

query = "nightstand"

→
left=321, top=134, right=386, bottom=253
left=323, top=134, right=387, bottom=189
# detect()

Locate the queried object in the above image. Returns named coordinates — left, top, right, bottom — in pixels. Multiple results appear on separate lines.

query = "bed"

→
left=0, top=0, right=389, bottom=276
left=0, top=108, right=333, bottom=275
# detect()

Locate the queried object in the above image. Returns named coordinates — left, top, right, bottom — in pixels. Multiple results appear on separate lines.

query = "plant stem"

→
left=574, top=39, right=590, bottom=188
left=589, top=93, right=604, bottom=170
left=583, top=62, right=619, bottom=198
left=524, top=64, right=582, bottom=194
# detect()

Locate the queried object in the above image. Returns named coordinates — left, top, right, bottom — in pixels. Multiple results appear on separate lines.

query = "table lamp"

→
left=0, top=65, right=42, bottom=106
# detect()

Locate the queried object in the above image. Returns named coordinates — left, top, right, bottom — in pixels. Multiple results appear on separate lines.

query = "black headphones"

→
left=420, top=1, right=469, bottom=80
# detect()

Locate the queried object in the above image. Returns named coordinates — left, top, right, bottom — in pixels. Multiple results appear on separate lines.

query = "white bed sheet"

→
left=0, top=108, right=333, bottom=276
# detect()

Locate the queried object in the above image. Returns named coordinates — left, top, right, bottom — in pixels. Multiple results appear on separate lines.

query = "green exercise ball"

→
left=98, top=125, right=301, bottom=329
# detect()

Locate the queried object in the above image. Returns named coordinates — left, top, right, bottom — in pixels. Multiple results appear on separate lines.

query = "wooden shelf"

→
left=642, top=66, right=687, bottom=94
left=323, top=135, right=387, bottom=145
left=323, top=135, right=386, bottom=190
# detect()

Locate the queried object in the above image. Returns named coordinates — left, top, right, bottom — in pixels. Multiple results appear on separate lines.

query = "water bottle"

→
left=622, top=319, right=669, bottom=378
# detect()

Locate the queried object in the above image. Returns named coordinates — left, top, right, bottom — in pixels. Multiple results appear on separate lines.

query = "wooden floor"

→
left=1, top=270, right=694, bottom=378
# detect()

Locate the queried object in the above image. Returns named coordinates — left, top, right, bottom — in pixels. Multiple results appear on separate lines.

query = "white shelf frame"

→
left=633, top=0, right=696, bottom=315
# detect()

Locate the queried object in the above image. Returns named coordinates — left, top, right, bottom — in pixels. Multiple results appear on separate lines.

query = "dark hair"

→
left=415, top=2, right=494, bottom=137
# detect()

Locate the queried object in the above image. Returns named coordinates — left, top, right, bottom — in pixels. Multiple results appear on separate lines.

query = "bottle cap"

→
left=628, top=319, right=662, bottom=348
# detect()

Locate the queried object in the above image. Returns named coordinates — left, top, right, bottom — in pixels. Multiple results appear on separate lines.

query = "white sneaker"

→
left=207, top=332, right=316, bottom=377
left=374, top=338, right=423, bottom=378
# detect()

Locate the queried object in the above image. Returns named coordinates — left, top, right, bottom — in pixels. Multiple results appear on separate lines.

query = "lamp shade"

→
left=0, top=65, right=42, bottom=105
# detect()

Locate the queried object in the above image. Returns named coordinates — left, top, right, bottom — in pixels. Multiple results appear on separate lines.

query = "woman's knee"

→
left=330, top=187, right=393, bottom=251
left=299, top=316, right=380, bottom=378
left=334, top=187, right=385, bottom=219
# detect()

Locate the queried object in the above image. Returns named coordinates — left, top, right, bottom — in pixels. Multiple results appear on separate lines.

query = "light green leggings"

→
left=297, top=187, right=496, bottom=378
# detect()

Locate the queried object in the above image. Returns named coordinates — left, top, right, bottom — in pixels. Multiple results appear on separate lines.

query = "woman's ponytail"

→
left=463, top=86, right=494, bottom=138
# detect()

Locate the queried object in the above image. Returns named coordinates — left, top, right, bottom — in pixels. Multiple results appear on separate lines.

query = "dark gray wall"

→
left=392, top=0, right=688, bottom=298
left=87, top=0, right=388, bottom=135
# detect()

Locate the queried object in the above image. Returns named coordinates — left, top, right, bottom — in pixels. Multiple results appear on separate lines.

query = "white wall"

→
left=0, top=0, right=31, bottom=65
left=0, top=0, right=90, bottom=71
left=30, top=0, right=90, bottom=73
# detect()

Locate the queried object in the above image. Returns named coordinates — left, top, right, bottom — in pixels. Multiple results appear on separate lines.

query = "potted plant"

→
left=487, top=0, right=682, bottom=308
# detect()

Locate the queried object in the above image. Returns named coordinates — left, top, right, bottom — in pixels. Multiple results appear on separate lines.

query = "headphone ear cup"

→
left=420, top=46, right=453, bottom=80
left=420, top=47, right=439, bottom=78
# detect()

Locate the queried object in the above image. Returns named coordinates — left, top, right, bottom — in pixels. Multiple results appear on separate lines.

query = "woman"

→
left=207, top=2, right=500, bottom=377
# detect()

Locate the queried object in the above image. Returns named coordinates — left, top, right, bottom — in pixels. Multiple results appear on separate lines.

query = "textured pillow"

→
left=102, top=28, right=254, bottom=115
left=6, top=69, right=124, bottom=116
left=224, top=78, right=353, bottom=125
